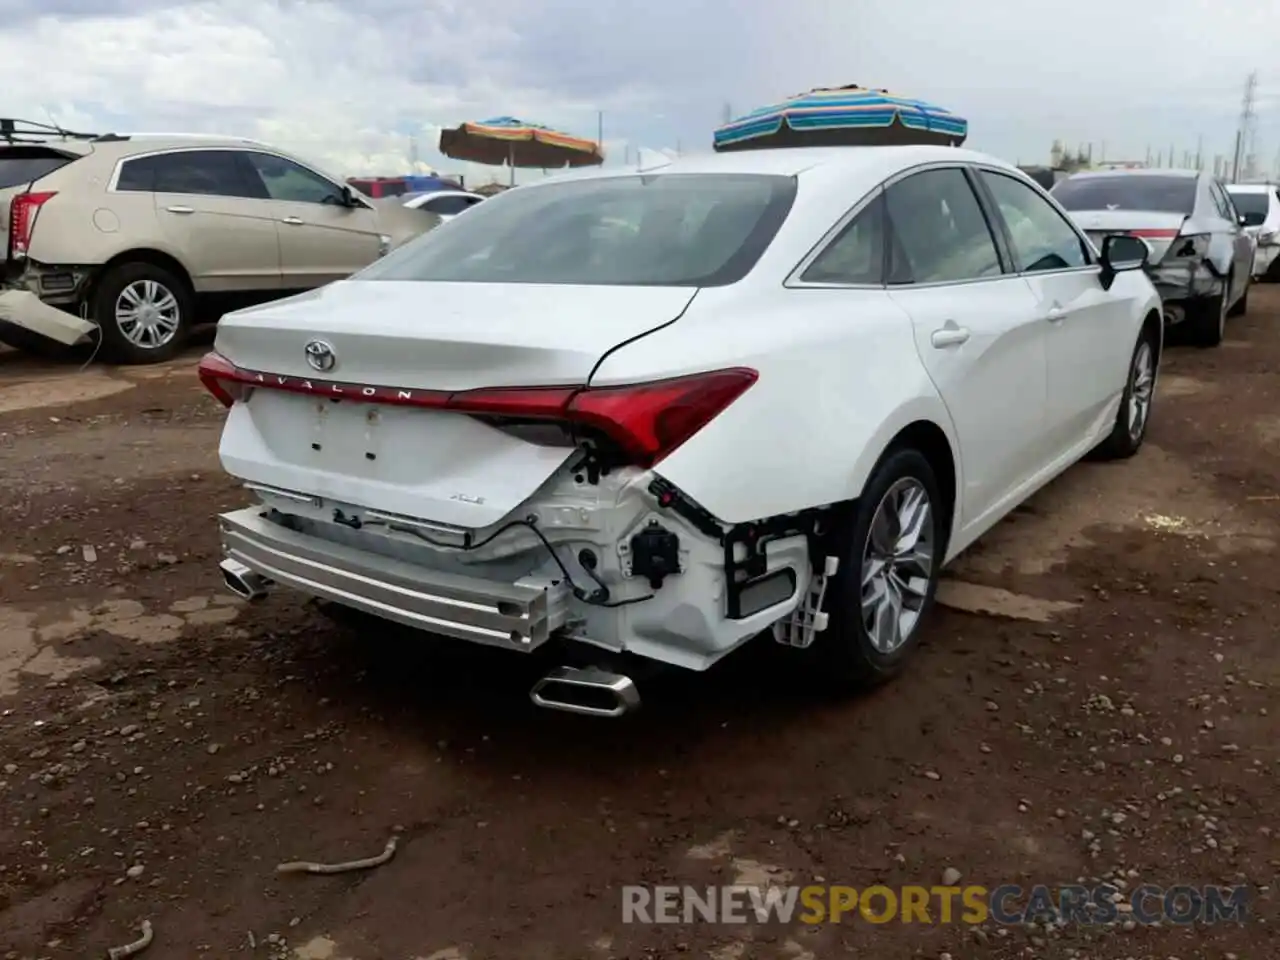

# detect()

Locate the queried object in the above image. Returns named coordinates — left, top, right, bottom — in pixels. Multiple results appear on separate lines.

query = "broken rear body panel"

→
left=208, top=279, right=818, bottom=672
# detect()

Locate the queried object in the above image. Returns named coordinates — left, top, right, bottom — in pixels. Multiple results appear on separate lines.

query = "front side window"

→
left=980, top=171, right=1089, bottom=272
left=801, top=194, right=886, bottom=285
left=1227, top=189, right=1269, bottom=220
left=358, top=173, right=797, bottom=287
left=883, top=168, right=1003, bottom=284
left=245, top=153, right=345, bottom=205
left=121, top=150, right=256, bottom=198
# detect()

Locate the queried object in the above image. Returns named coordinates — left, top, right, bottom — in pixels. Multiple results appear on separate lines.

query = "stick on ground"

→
left=106, top=919, right=153, bottom=959
left=276, top=835, right=399, bottom=875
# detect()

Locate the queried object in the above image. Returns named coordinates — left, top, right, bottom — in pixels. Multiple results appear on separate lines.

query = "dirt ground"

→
left=0, top=295, right=1277, bottom=960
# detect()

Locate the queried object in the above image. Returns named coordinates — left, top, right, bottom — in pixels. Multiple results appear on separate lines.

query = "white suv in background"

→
left=1226, top=183, right=1280, bottom=280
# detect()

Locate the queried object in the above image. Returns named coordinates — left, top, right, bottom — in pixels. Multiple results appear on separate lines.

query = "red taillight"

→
left=195, top=351, right=757, bottom=466
left=563, top=370, right=758, bottom=465
left=197, top=351, right=255, bottom=407
left=1128, top=228, right=1179, bottom=239
left=8, top=191, right=57, bottom=258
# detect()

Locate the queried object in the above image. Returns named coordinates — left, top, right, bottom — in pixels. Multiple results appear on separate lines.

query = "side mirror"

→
left=1098, top=234, right=1149, bottom=291
left=340, top=185, right=361, bottom=208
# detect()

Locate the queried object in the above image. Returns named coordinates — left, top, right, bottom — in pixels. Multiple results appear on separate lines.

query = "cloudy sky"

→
left=2, top=0, right=1278, bottom=184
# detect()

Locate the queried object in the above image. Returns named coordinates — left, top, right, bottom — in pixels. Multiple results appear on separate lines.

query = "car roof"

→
left=1225, top=182, right=1274, bottom=193
left=412, top=189, right=481, bottom=199
left=1064, top=168, right=1200, bottom=181
left=530, top=144, right=1020, bottom=187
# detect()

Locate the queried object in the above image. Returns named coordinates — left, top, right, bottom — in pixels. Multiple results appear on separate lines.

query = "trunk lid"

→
left=1070, top=210, right=1188, bottom=264
left=212, top=280, right=699, bottom=528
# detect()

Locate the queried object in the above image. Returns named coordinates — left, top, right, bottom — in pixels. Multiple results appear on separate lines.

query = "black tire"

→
left=1090, top=329, right=1157, bottom=461
left=1184, top=280, right=1227, bottom=348
left=806, top=447, right=945, bottom=691
left=1228, top=276, right=1249, bottom=317
left=91, top=261, right=193, bottom=364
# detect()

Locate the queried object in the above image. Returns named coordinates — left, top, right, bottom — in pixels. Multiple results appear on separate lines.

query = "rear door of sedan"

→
left=880, top=164, right=1050, bottom=529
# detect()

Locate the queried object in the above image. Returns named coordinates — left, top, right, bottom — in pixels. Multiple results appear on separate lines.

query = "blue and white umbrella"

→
left=713, top=84, right=968, bottom=152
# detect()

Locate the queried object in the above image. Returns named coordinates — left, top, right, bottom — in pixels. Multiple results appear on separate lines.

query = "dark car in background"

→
left=1052, top=169, right=1254, bottom=347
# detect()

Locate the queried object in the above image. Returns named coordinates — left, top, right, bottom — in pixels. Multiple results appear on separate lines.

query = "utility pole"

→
left=722, top=102, right=733, bottom=125
left=1232, top=70, right=1258, bottom=183
left=1145, top=144, right=1152, bottom=166
left=1195, top=135, right=1203, bottom=171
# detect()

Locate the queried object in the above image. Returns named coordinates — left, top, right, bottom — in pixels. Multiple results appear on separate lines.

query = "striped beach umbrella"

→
left=713, top=85, right=967, bottom=152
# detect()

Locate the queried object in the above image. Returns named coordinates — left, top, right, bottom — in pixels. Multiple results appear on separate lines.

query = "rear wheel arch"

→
left=878, top=420, right=958, bottom=549
left=89, top=248, right=195, bottom=304
left=1140, top=308, right=1162, bottom=363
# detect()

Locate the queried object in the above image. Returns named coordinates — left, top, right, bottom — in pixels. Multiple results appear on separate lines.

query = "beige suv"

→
left=0, top=121, right=440, bottom=363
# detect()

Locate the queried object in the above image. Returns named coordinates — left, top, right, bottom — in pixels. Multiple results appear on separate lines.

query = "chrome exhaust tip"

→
left=219, top=558, right=271, bottom=601
left=1163, top=305, right=1184, bottom=325
left=530, top=666, right=641, bottom=718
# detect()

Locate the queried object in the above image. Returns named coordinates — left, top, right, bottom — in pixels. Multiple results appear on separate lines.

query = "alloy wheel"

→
left=860, top=477, right=935, bottom=654
left=115, top=280, right=181, bottom=350
left=1128, top=341, right=1154, bottom=442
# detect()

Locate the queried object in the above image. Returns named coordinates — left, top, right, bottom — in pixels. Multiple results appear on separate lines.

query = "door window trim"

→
left=107, top=145, right=370, bottom=208
left=879, top=162, right=1014, bottom=289
left=971, top=166, right=1100, bottom=278
left=786, top=161, right=1013, bottom=290
left=110, top=147, right=263, bottom=199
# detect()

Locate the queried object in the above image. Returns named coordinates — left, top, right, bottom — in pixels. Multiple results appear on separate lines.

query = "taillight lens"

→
left=8, top=191, right=57, bottom=258
left=197, top=352, right=255, bottom=407
left=564, top=369, right=758, bottom=465
left=195, top=351, right=758, bottom=466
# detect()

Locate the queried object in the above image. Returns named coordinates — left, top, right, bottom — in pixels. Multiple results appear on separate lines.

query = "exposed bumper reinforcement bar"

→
left=0, top=289, right=94, bottom=346
left=218, top=507, right=570, bottom=650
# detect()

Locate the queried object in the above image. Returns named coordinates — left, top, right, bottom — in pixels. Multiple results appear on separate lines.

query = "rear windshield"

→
left=1226, top=189, right=1270, bottom=218
left=0, top=148, right=76, bottom=189
left=358, top=173, right=797, bottom=287
left=1051, top=175, right=1196, bottom=214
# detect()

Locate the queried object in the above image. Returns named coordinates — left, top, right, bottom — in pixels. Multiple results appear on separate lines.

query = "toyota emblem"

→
left=304, top=339, right=336, bottom=372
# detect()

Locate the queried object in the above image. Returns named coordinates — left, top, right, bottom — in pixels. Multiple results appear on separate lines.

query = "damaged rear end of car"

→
left=204, top=169, right=816, bottom=717
left=0, top=121, right=99, bottom=348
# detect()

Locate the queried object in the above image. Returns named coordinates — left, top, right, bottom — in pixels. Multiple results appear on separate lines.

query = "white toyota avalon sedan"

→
left=198, top=144, right=1162, bottom=717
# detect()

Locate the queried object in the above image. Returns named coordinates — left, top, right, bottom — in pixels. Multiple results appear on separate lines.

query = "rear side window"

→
left=801, top=194, right=886, bottom=285
left=1051, top=175, right=1196, bottom=214
left=0, top=148, right=76, bottom=189
left=117, top=150, right=262, bottom=198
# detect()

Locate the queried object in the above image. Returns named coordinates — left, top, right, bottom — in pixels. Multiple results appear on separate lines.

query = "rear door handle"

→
left=165, top=205, right=194, bottom=215
left=930, top=324, right=971, bottom=348
left=1044, top=307, right=1067, bottom=322
left=281, top=216, right=304, bottom=225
